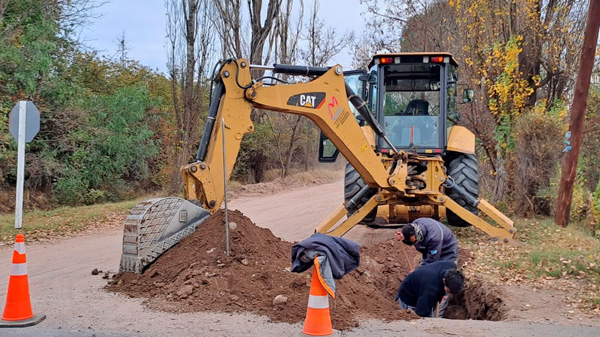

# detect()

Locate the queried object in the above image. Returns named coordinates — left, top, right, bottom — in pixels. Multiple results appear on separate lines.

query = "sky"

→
left=78, top=0, right=368, bottom=75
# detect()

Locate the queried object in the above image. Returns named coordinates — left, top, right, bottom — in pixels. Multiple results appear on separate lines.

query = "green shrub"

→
left=514, top=101, right=564, bottom=215
left=591, top=180, right=600, bottom=237
left=53, top=85, right=159, bottom=205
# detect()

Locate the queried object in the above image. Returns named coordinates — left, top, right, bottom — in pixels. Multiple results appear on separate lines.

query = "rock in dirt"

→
left=177, top=285, right=194, bottom=299
left=273, top=295, right=288, bottom=307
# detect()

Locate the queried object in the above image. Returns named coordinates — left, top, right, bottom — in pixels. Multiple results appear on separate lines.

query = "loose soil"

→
left=107, top=209, right=506, bottom=330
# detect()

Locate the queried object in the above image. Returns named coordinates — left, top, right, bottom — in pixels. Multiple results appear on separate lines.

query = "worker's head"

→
left=443, top=269, right=465, bottom=295
left=401, top=224, right=417, bottom=245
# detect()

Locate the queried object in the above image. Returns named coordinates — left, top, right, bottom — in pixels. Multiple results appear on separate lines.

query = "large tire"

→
left=344, top=163, right=377, bottom=223
left=445, top=153, right=479, bottom=227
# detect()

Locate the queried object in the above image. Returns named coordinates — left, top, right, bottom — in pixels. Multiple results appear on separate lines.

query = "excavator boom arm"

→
left=182, top=59, right=393, bottom=214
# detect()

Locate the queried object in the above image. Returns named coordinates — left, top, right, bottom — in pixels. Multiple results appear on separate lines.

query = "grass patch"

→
left=452, top=218, right=600, bottom=310
left=459, top=216, right=600, bottom=308
left=0, top=197, right=148, bottom=241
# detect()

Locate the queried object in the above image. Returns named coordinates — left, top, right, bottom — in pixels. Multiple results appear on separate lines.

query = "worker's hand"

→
left=394, top=230, right=404, bottom=242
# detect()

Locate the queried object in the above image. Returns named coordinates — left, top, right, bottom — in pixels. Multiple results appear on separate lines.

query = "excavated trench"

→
left=107, top=210, right=506, bottom=330
left=443, top=279, right=506, bottom=320
left=358, top=236, right=507, bottom=322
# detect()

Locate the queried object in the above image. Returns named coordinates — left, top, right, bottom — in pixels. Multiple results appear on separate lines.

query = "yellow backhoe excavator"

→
left=120, top=53, right=516, bottom=273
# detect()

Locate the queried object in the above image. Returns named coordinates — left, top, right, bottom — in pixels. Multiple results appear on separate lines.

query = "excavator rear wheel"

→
left=445, top=152, right=479, bottom=227
left=344, top=163, right=377, bottom=223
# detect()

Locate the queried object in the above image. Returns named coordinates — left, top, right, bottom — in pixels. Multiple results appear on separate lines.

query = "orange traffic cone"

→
left=0, top=234, right=45, bottom=327
left=301, top=260, right=335, bottom=336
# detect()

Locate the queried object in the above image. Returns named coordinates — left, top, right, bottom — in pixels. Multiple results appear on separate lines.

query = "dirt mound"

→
left=107, top=210, right=506, bottom=329
left=108, top=210, right=416, bottom=329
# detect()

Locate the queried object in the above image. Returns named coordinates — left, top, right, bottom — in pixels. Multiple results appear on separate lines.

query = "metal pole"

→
left=222, top=118, right=230, bottom=256
left=14, top=101, right=27, bottom=229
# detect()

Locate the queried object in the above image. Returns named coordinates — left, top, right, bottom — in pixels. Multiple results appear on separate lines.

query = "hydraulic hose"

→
left=271, top=64, right=330, bottom=76
left=196, top=80, right=225, bottom=161
left=345, top=84, right=398, bottom=153
left=345, top=184, right=373, bottom=212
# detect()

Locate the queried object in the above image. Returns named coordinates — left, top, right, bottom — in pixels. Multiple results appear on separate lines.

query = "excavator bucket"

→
left=120, top=197, right=210, bottom=273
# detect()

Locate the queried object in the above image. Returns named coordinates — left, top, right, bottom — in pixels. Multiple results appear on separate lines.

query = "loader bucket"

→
left=119, top=197, right=211, bottom=273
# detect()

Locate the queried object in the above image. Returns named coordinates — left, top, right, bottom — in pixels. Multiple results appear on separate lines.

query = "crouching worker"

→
left=395, top=260, right=464, bottom=318
left=395, top=217, right=459, bottom=266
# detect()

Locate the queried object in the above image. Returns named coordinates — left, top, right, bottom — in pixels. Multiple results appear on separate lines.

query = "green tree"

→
left=0, top=0, right=84, bottom=195
left=1, top=0, right=170, bottom=207
left=54, top=85, right=159, bottom=204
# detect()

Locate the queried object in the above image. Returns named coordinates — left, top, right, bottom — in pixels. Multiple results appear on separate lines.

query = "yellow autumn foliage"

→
left=482, top=35, right=534, bottom=120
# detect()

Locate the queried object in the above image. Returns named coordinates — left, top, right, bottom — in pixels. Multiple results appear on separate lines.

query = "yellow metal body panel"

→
left=390, top=205, right=438, bottom=223
left=361, top=125, right=376, bottom=151
left=441, top=197, right=516, bottom=243
left=447, top=125, right=475, bottom=154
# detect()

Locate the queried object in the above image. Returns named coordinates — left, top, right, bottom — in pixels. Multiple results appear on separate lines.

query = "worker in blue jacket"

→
left=395, top=217, right=459, bottom=266
left=396, top=260, right=464, bottom=318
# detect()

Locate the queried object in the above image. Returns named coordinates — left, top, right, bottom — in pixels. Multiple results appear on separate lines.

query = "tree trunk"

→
left=492, top=158, right=506, bottom=202
left=248, top=0, right=281, bottom=72
left=166, top=0, right=208, bottom=193
left=283, top=116, right=302, bottom=177
left=555, top=0, right=600, bottom=227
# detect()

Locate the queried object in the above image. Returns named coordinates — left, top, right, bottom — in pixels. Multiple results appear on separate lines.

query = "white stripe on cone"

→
left=14, top=242, right=26, bottom=254
left=307, top=295, right=329, bottom=309
left=10, top=263, right=27, bottom=276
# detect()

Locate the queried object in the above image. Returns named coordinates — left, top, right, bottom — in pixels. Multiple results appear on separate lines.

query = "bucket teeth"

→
left=119, top=197, right=210, bottom=273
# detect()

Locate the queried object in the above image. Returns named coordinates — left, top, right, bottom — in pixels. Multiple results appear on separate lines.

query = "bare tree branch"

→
left=165, top=0, right=214, bottom=191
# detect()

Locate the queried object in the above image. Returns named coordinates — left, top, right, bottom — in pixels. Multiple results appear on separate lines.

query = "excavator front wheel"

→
left=344, top=163, right=377, bottom=223
left=445, top=152, right=479, bottom=227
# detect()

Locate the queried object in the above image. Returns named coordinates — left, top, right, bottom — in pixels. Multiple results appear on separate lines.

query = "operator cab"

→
left=368, top=53, right=460, bottom=155
left=319, top=52, right=473, bottom=162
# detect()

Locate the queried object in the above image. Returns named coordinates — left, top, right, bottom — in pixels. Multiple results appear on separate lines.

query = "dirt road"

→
left=0, top=180, right=599, bottom=337
left=227, top=179, right=397, bottom=245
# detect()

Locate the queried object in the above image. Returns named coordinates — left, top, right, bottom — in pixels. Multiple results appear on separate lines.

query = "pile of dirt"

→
left=107, top=210, right=506, bottom=329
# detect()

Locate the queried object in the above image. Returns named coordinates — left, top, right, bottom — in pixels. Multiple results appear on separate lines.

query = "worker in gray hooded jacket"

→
left=395, top=217, right=458, bottom=266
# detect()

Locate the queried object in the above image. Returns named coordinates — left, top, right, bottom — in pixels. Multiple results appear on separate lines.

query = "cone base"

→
left=0, top=314, right=46, bottom=328
left=299, top=329, right=338, bottom=337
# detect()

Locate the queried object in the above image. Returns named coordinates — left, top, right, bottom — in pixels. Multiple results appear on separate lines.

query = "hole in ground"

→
left=444, top=277, right=507, bottom=320
left=359, top=241, right=507, bottom=322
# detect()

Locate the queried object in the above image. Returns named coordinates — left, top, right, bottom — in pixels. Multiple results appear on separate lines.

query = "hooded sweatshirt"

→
left=396, top=260, right=457, bottom=317
left=412, top=218, right=458, bottom=265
